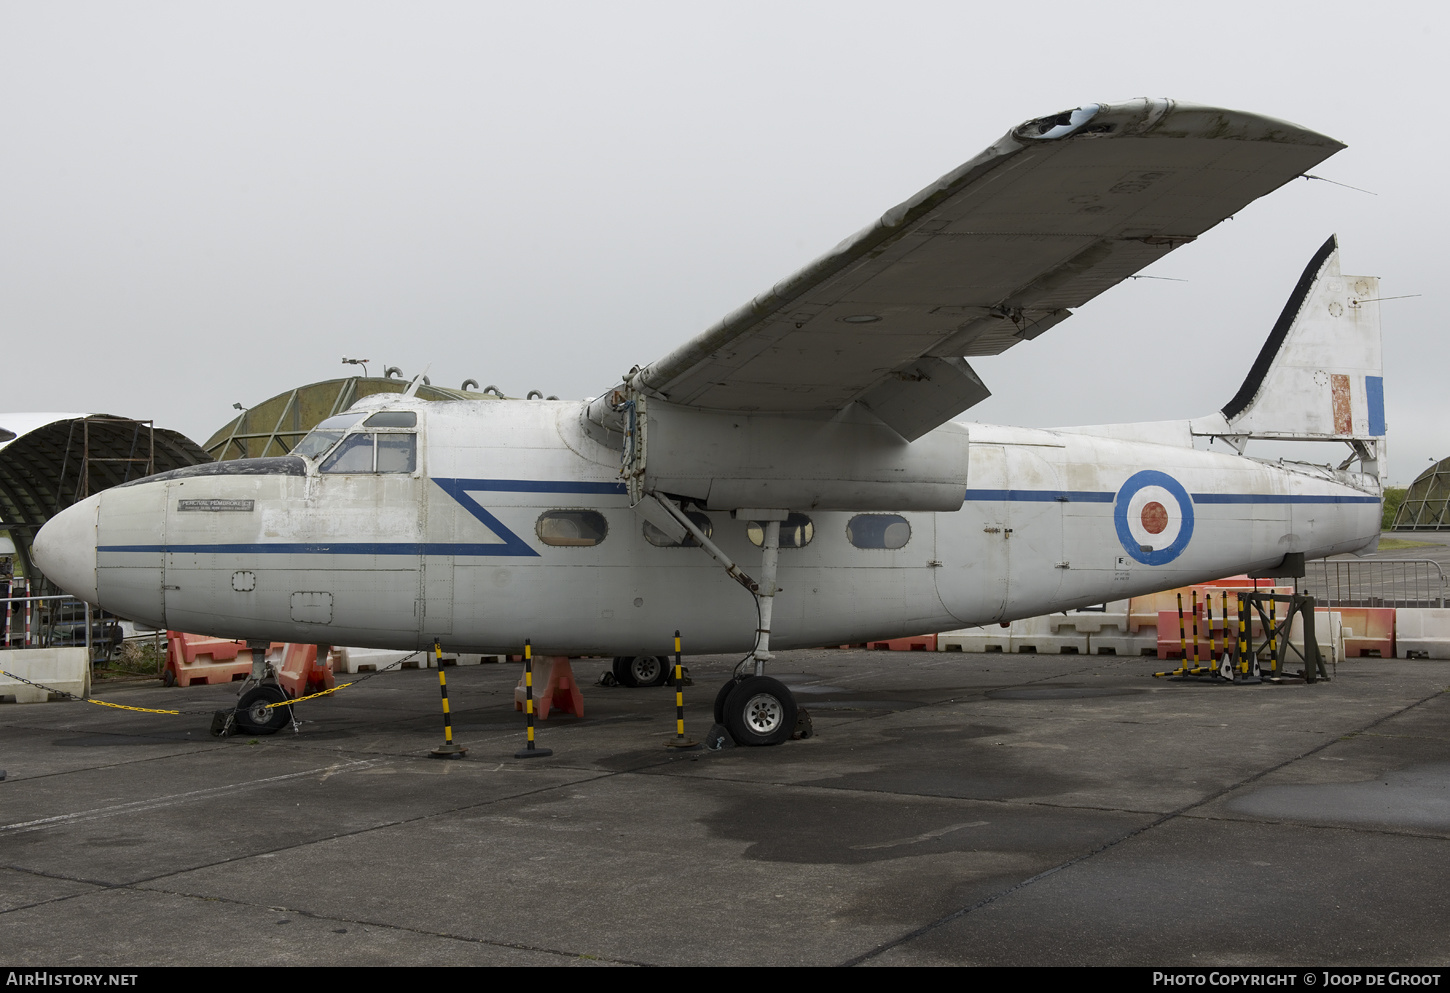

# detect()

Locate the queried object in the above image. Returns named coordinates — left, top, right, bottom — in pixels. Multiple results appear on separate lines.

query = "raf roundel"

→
left=1113, top=470, right=1194, bottom=566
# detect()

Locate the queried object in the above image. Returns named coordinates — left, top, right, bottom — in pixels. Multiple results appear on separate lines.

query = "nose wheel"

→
left=718, top=675, right=797, bottom=747
left=234, top=684, right=293, bottom=735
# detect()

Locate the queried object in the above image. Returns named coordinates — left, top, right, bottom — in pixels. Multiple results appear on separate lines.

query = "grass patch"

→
left=1378, top=537, right=1436, bottom=550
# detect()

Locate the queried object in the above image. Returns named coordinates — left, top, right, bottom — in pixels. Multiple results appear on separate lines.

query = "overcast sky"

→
left=2, top=1, right=1443, bottom=484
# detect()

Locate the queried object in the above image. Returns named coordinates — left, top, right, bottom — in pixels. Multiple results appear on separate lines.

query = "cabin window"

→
left=537, top=510, right=609, bottom=547
left=847, top=514, right=911, bottom=549
left=293, top=412, right=367, bottom=459
left=643, top=511, right=712, bottom=548
left=320, top=433, right=417, bottom=474
left=746, top=513, right=814, bottom=549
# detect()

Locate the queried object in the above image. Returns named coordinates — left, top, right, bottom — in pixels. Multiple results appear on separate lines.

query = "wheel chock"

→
left=792, top=708, right=814, bottom=740
left=704, top=723, right=734, bottom=750
left=209, top=709, right=236, bottom=737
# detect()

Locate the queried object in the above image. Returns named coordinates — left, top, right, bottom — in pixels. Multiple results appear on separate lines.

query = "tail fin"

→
left=1192, top=235, right=1384, bottom=444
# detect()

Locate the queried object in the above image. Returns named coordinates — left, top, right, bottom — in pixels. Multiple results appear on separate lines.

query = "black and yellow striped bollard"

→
left=664, top=630, right=700, bottom=750
left=515, top=639, right=553, bottom=759
left=1268, top=596, right=1279, bottom=677
left=1236, top=593, right=1260, bottom=682
left=430, top=640, right=467, bottom=758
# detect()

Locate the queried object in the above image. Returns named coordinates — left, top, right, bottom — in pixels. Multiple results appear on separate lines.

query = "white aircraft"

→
left=33, top=99, right=1385, bottom=746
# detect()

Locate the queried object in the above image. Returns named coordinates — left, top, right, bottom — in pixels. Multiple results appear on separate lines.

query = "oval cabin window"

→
left=537, top=510, right=609, bottom=547
left=746, top=513, right=814, bottom=549
left=847, top=514, right=911, bottom=549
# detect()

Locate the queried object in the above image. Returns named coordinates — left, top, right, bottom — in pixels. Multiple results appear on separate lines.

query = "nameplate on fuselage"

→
left=177, top=499, right=255, bottom=512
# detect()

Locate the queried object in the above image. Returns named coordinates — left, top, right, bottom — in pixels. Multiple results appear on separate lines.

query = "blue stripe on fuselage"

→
left=964, top=489, right=1377, bottom=505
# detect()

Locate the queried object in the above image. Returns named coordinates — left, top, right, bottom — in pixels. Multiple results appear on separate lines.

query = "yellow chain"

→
left=4, top=652, right=415, bottom=718
left=261, top=681, right=355, bottom=708
left=85, top=699, right=182, bottom=715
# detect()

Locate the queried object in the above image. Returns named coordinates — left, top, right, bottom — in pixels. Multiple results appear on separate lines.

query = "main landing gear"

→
left=713, top=674, right=798, bottom=747
left=612, top=655, right=672, bottom=688
left=643, top=496, right=806, bottom=747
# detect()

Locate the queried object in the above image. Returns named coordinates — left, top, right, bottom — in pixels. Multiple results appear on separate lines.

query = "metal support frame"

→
left=1242, top=591, right=1328, bottom=683
left=78, top=418, right=155, bottom=500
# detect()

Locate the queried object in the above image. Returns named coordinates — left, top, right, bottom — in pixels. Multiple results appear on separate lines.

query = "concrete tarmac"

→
left=1, top=649, right=1447, bottom=967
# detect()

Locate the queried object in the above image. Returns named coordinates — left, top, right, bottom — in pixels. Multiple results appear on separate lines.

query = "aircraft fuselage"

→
left=36, top=398, right=1381, bottom=656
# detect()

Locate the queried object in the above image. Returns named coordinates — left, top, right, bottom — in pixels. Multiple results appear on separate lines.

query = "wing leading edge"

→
left=625, top=99, right=1344, bottom=441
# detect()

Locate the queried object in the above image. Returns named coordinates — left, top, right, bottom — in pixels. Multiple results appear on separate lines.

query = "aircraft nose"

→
left=32, top=494, right=101, bottom=605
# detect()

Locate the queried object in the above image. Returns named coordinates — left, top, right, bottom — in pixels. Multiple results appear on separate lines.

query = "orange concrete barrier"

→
left=166, top=633, right=282, bottom=687
left=515, top=657, right=584, bottom=719
left=1334, top=607, right=1396, bottom=658
left=868, top=634, right=937, bottom=651
left=276, top=643, right=335, bottom=698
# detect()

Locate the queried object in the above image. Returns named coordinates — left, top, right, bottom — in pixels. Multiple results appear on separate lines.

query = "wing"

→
left=630, top=99, right=1344, bottom=440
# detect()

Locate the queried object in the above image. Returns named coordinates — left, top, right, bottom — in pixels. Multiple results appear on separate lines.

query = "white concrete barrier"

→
left=1394, top=609, right=1450, bottom=660
left=0, top=647, right=90, bottom=703
left=1281, top=610, right=1344, bottom=666
left=938, top=616, right=1090, bottom=654
left=1013, top=614, right=1089, bottom=654
left=937, top=626, right=1010, bottom=652
left=335, top=647, right=510, bottom=673
left=336, top=647, right=428, bottom=674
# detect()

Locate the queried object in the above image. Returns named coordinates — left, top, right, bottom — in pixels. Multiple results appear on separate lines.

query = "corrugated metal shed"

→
left=1394, top=457, right=1450, bottom=530
left=203, top=377, right=504, bottom=460
left=0, top=413, right=210, bottom=585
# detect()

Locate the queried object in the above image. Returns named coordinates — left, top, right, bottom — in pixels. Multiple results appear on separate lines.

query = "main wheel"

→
left=234, top=684, right=292, bottom=735
left=713, top=676, right=743, bottom=724
left=634, top=655, right=671, bottom=687
left=613, top=656, right=670, bottom=688
left=723, top=675, right=797, bottom=747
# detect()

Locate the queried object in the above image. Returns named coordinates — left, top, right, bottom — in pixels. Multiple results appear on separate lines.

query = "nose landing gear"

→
left=234, top=683, right=294, bottom=735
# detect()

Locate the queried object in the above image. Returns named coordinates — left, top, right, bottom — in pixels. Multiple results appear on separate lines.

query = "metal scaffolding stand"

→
left=1241, top=591, right=1328, bottom=684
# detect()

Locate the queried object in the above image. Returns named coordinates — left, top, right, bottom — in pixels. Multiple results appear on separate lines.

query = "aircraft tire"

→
left=614, top=656, right=670, bottom=688
left=635, top=656, right=671, bottom=687
left=723, top=676, right=797, bottom=747
left=234, top=685, right=293, bottom=735
left=713, top=676, right=742, bottom=725
left=611, top=657, right=638, bottom=687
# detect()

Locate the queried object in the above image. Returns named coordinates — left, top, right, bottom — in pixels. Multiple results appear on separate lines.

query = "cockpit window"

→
left=320, top=433, right=417, bottom=474
left=376, top=434, right=416, bottom=472
left=365, top=410, right=417, bottom=428
left=293, top=413, right=367, bottom=459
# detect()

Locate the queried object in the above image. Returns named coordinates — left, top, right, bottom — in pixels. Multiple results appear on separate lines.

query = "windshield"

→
left=292, top=412, right=367, bottom=459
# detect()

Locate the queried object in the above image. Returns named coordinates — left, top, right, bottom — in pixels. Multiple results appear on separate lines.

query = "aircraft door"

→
left=420, top=482, right=454, bottom=642
left=1001, top=445, right=1065, bottom=612
left=95, top=478, right=168, bottom=628
left=161, top=478, right=226, bottom=634
left=933, top=444, right=1065, bottom=624
left=934, top=445, right=1009, bottom=623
